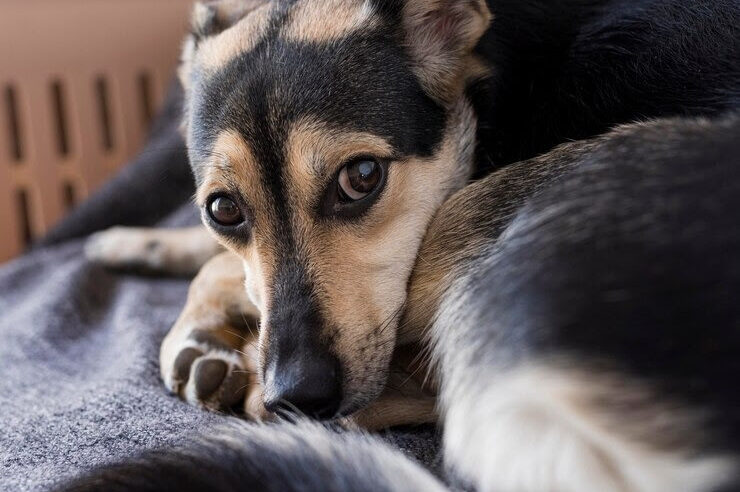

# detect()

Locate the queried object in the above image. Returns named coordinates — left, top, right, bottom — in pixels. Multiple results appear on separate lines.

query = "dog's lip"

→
left=267, top=405, right=351, bottom=423
left=337, top=388, right=385, bottom=418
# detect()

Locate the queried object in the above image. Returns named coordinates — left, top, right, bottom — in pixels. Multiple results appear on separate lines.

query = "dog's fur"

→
left=80, top=0, right=740, bottom=490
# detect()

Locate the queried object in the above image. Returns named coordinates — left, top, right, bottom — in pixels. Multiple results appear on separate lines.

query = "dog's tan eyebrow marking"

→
left=282, top=0, right=379, bottom=43
left=282, top=118, right=395, bottom=207
left=195, top=2, right=274, bottom=73
left=195, top=129, right=263, bottom=207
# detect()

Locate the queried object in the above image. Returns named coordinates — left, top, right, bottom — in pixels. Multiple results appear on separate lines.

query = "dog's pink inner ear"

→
left=403, top=0, right=492, bottom=103
left=192, top=0, right=269, bottom=39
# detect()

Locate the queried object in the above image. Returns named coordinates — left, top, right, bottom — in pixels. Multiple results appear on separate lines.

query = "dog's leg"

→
left=160, top=251, right=266, bottom=417
left=85, top=226, right=222, bottom=276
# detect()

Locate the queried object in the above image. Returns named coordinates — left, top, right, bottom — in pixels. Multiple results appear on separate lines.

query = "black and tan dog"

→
left=82, top=0, right=740, bottom=489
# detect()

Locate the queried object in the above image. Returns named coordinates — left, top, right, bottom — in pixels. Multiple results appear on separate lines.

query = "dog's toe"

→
left=193, top=358, right=228, bottom=399
left=219, top=369, right=250, bottom=408
left=171, top=347, right=204, bottom=392
left=167, top=342, right=256, bottom=414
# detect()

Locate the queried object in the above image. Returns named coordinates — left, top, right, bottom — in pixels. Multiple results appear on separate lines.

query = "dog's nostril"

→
left=263, top=354, right=342, bottom=420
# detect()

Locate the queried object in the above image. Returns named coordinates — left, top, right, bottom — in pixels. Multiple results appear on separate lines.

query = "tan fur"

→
left=283, top=118, right=395, bottom=193
left=180, top=108, right=475, bottom=413
left=194, top=130, right=263, bottom=207
left=195, top=129, right=287, bottom=317
left=400, top=139, right=595, bottom=344
left=282, top=0, right=379, bottom=43
left=194, top=2, right=273, bottom=73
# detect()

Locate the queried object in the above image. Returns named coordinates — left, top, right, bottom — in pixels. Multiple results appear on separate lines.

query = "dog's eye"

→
left=207, top=195, right=244, bottom=227
left=338, top=159, right=382, bottom=201
left=322, top=158, right=387, bottom=218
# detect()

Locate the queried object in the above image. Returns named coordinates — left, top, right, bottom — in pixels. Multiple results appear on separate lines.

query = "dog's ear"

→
left=179, top=0, right=268, bottom=133
left=401, top=0, right=491, bottom=104
left=191, top=0, right=268, bottom=41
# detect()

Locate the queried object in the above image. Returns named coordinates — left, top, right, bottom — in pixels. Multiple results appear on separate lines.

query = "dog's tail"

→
left=54, top=419, right=445, bottom=492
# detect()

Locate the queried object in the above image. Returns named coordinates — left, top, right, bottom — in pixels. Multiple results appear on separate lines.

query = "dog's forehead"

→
left=187, top=0, right=446, bottom=182
left=193, top=0, right=382, bottom=73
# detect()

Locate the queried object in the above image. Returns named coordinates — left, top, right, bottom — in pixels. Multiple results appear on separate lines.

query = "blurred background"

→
left=0, top=0, right=194, bottom=263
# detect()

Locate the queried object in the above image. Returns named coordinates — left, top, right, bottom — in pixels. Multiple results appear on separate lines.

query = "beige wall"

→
left=0, top=0, right=194, bottom=263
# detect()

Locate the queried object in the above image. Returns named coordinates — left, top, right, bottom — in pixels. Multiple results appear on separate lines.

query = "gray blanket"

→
left=0, top=83, right=439, bottom=491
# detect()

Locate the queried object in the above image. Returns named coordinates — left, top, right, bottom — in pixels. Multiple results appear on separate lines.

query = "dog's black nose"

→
left=263, top=352, right=342, bottom=419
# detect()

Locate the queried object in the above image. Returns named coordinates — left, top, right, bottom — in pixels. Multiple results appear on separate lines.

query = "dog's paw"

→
left=85, top=227, right=168, bottom=271
left=163, top=333, right=267, bottom=418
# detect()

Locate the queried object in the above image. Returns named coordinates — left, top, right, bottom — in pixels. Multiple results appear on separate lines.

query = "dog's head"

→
left=180, top=0, right=490, bottom=418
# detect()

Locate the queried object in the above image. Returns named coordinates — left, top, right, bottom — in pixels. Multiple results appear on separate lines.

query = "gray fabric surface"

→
left=0, top=83, right=439, bottom=491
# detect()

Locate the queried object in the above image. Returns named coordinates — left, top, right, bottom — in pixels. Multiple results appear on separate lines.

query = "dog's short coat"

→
left=81, top=0, right=740, bottom=489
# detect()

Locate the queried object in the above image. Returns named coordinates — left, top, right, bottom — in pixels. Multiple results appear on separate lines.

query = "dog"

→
left=81, top=0, right=740, bottom=489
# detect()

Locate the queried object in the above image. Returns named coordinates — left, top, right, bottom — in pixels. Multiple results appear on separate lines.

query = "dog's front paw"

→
left=85, top=227, right=168, bottom=271
left=85, top=226, right=220, bottom=275
left=162, top=332, right=267, bottom=418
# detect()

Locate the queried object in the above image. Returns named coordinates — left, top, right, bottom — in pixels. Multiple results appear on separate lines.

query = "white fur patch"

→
left=442, top=364, right=736, bottom=492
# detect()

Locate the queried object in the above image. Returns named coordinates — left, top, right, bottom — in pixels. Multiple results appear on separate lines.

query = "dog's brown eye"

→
left=207, top=195, right=243, bottom=226
left=322, top=158, right=387, bottom=218
left=338, top=159, right=381, bottom=201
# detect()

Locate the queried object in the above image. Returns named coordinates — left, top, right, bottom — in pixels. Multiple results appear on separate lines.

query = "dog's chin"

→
left=337, top=370, right=390, bottom=418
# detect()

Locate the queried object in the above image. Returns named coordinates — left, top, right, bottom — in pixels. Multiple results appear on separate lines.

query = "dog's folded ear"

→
left=401, top=0, right=491, bottom=104
left=191, top=0, right=269, bottom=41
left=178, top=0, right=269, bottom=133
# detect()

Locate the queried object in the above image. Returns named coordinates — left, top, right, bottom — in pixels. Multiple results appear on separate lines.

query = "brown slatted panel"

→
left=0, top=0, right=193, bottom=263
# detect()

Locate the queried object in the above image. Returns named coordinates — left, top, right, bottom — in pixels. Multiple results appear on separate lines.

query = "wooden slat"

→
left=0, top=82, right=23, bottom=262
left=117, top=69, right=147, bottom=165
left=21, top=78, right=65, bottom=235
left=66, top=71, right=101, bottom=196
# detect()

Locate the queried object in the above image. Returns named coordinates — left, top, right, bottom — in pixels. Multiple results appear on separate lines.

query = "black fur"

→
left=472, top=0, right=740, bottom=173
left=53, top=420, right=443, bottom=492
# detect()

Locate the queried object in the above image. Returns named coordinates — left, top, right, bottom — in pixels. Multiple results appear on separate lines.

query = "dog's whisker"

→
left=224, top=328, right=253, bottom=344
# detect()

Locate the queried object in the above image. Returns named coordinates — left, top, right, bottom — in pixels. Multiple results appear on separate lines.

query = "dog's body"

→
left=80, top=0, right=740, bottom=490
